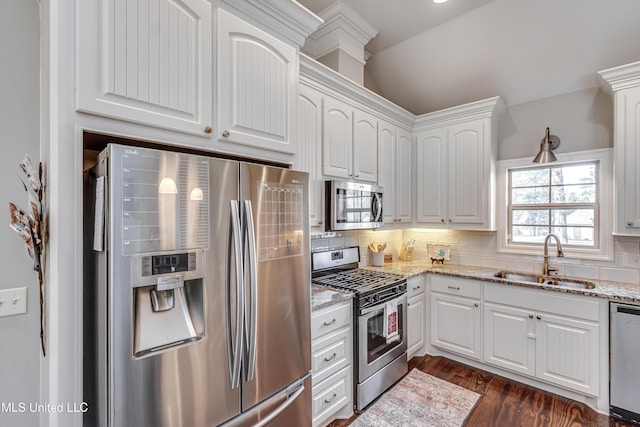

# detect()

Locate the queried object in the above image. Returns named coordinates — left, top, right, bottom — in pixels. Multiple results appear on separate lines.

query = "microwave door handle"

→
left=243, top=200, right=258, bottom=382
left=227, top=200, right=244, bottom=389
left=372, top=193, right=382, bottom=221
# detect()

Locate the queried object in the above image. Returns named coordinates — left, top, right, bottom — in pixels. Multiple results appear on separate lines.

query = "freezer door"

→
left=86, top=145, right=242, bottom=426
left=239, top=163, right=312, bottom=412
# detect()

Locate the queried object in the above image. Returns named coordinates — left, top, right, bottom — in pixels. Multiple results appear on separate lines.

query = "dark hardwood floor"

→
left=328, top=355, right=637, bottom=427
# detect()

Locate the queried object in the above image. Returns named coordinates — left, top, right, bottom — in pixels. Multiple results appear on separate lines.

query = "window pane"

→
left=551, top=164, right=596, bottom=185
left=551, top=227, right=594, bottom=246
left=512, top=209, right=549, bottom=225
left=551, top=209, right=594, bottom=226
left=551, top=184, right=596, bottom=203
left=512, top=169, right=549, bottom=187
left=512, top=187, right=549, bottom=204
left=512, top=226, right=550, bottom=243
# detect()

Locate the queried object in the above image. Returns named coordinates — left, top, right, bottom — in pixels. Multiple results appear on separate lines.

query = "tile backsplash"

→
left=311, top=228, right=640, bottom=285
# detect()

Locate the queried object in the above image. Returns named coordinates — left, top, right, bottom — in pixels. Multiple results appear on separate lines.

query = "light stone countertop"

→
left=360, top=260, right=640, bottom=304
left=311, top=283, right=353, bottom=312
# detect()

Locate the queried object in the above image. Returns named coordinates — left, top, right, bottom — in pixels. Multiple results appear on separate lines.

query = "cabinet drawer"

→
left=311, top=301, right=352, bottom=339
left=407, top=275, right=426, bottom=298
left=312, top=366, right=352, bottom=427
left=311, top=327, right=351, bottom=385
left=431, top=276, right=481, bottom=299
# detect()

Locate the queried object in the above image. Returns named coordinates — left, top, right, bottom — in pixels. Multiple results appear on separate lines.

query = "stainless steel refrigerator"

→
left=83, top=143, right=311, bottom=426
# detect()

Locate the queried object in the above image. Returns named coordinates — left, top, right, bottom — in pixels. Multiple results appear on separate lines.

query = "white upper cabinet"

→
left=414, top=97, right=504, bottom=230
left=217, top=8, right=298, bottom=154
left=77, top=0, right=213, bottom=136
left=447, top=120, right=487, bottom=225
left=296, top=85, right=324, bottom=227
left=322, top=97, right=354, bottom=179
left=416, top=128, right=447, bottom=224
left=599, top=61, right=640, bottom=235
left=352, top=110, right=378, bottom=182
left=378, top=121, right=412, bottom=224
left=321, top=96, right=378, bottom=183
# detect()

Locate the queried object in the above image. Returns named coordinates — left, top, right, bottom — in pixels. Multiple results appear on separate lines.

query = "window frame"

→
left=496, top=148, right=613, bottom=260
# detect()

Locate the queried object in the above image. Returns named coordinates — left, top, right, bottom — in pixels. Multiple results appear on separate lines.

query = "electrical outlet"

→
left=622, top=253, right=640, bottom=269
left=0, top=287, right=27, bottom=317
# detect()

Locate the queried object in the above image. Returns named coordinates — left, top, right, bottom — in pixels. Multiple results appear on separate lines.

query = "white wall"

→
left=0, top=2, right=41, bottom=426
left=498, top=87, right=613, bottom=160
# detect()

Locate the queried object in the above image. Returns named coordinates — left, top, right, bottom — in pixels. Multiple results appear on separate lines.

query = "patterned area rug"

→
left=349, top=369, right=480, bottom=427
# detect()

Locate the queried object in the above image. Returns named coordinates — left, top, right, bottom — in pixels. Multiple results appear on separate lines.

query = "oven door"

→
left=357, top=293, right=407, bottom=382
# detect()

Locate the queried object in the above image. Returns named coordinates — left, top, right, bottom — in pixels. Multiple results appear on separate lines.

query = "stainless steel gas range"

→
left=311, top=247, right=408, bottom=411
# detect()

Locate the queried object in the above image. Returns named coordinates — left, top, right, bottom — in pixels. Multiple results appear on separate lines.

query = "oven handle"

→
left=359, top=293, right=407, bottom=316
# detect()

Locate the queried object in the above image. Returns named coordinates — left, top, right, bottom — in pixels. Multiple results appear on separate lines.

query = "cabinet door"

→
left=377, top=121, right=396, bottom=224
left=620, top=89, right=640, bottom=232
left=535, top=313, right=599, bottom=396
left=296, top=86, right=324, bottom=227
left=484, top=303, right=535, bottom=377
left=447, top=119, right=486, bottom=224
left=217, top=8, right=297, bottom=154
left=407, top=293, right=425, bottom=358
left=77, top=0, right=213, bottom=136
left=395, top=128, right=413, bottom=223
left=416, top=128, right=447, bottom=224
left=353, top=110, right=378, bottom=182
left=431, top=293, right=481, bottom=360
left=322, top=97, right=353, bottom=179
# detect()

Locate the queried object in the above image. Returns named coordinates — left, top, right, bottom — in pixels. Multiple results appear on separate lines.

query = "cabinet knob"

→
left=474, top=303, right=479, bottom=308
left=222, top=130, right=230, bottom=138
left=448, top=219, right=452, bottom=223
left=441, top=219, right=445, bottom=223
left=529, top=314, right=534, bottom=319
left=628, top=222, right=634, bottom=227
left=355, top=174, right=360, bottom=178
left=204, top=126, right=212, bottom=134
left=536, top=315, right=541, bottom=320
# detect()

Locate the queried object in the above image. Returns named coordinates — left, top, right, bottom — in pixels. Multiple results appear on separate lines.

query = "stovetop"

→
left=312, top=268, right=406, bottom=296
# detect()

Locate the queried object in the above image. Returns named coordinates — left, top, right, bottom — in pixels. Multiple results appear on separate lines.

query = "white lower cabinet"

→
left=483, top=284, right=600, bottom=397
left=407, top=275, right=426, bottom=359
left=430, top=276, right=482, bottom=360
left=311, top=300, right=353, bottom=427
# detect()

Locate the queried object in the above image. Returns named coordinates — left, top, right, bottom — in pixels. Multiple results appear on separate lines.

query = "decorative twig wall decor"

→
left=8, top=154, right=46, bottom=356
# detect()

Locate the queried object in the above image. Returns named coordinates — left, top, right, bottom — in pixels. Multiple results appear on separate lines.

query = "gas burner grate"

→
left=312, top=269, right=405, bottom=293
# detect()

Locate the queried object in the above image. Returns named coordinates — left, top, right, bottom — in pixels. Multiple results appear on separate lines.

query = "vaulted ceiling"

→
left=298, top=0, right=640, bottom=115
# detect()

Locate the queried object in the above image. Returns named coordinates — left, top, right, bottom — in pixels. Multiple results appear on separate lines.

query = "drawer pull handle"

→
left=447, top=286, right=460, bottom=290
left=323, top=352, right=337, bottom=362
left=324, top=393, right=337, bottom=404
left=323, top=319, right=336, bottom=326
left=413, top=286, right=421, bottom=290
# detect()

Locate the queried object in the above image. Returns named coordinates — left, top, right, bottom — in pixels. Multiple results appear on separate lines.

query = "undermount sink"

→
left=493, top=271, right=596, bottom=290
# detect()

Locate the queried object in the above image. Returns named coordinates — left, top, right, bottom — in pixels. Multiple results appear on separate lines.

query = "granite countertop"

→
left=361, top=260, right=640, bottom=304
left=311, top=283, right=353, bottom=311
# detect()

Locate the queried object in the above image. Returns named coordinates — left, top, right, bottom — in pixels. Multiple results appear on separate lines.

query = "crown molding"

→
left=414, top=96, right=506, bottom=130
left=300, top=54, right=415, bottom=129
left=218, top=0, right=323, bottom=48
left=598, top=61, right=640, bottom=95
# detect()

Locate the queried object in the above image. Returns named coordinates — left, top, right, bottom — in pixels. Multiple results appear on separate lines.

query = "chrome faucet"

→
left=542, top=233, right=564, bottom=276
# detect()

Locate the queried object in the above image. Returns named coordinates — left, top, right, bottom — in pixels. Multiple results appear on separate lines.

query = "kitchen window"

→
left=496, top=149, right=613, bottom=260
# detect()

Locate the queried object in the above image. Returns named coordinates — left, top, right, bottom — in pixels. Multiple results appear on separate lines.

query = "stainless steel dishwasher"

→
left=610, top=302, right=640, bottom=423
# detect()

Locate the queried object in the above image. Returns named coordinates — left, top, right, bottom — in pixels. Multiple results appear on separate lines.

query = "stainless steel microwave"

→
left=325, top=180, right=383, bottom=231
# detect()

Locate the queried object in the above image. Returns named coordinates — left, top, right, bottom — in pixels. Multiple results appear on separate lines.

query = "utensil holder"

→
left=371, top=252, right=384, bottom=267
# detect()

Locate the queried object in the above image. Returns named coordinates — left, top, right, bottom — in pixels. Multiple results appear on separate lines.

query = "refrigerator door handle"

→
left=252, top=381, right=306, bottom=427
left=243, top=200, right=258, bottom=382
left=227, top=200, right=244, bottom=389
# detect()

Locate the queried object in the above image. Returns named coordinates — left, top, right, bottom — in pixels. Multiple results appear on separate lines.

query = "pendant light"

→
left=532, top=127, right=560, bottom=164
